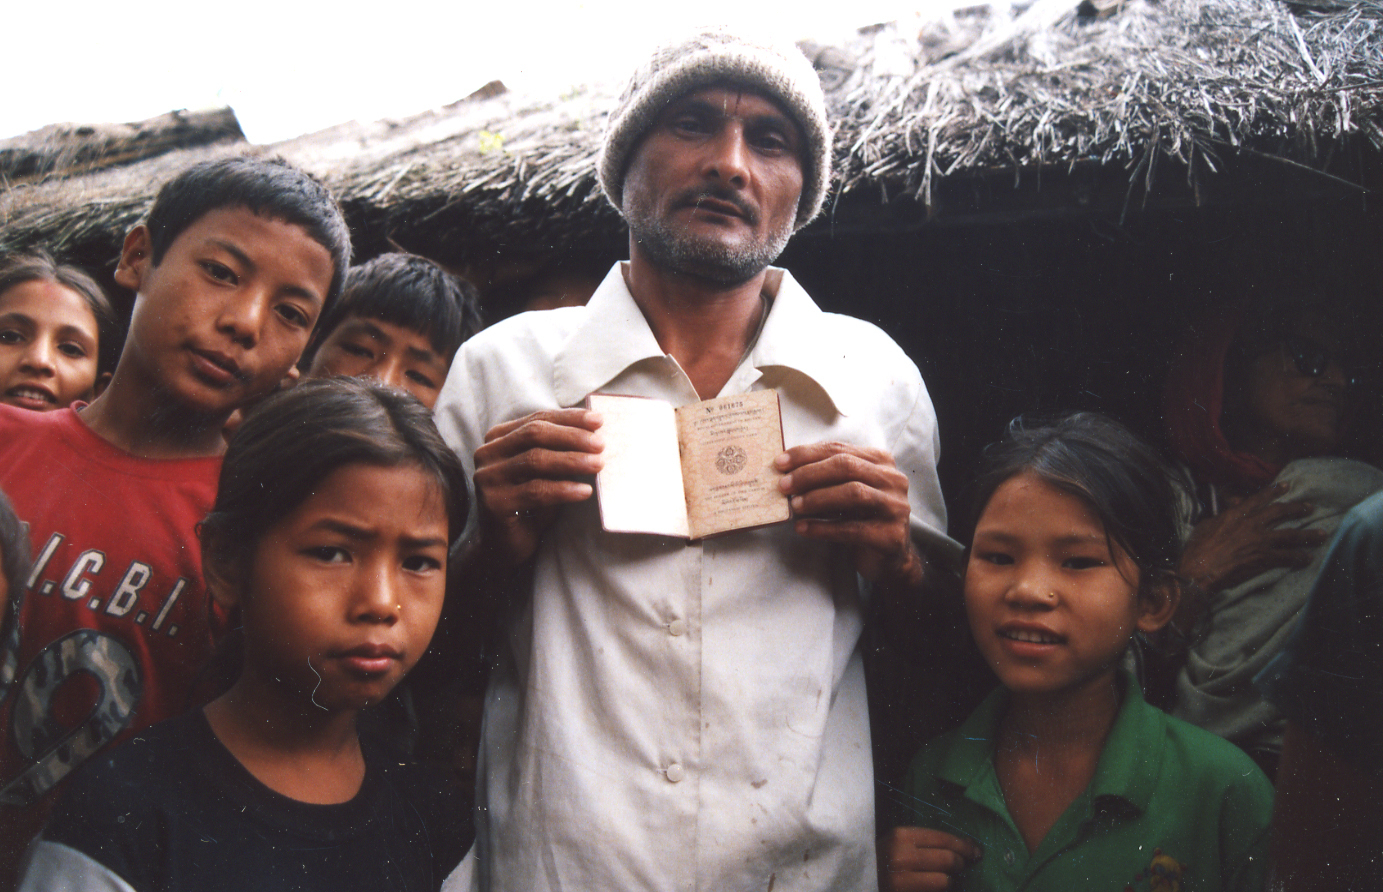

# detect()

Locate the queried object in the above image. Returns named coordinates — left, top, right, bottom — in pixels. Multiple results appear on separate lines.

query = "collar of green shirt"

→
left=936, top=669, right=1165, bottom=832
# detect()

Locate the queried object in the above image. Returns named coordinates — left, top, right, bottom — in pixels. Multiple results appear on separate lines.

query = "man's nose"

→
left=703, top=125, right=750, bottom=187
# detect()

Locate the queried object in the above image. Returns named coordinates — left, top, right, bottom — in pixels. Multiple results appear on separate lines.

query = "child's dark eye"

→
left=405, top=369, right=436, bottom=389
left=0, top=329, right=24, bottom=345
left=58, top=342, right=89, bottom=359
left=340, top=342, right=374, bottom=359
left=402, top=554, right=442, bottom=573
left=201, top=261, right=237, bottom=284
left=975, top=551, right=1013, bottom=566
left=1063, top=556, right=1106, bottom=570
left=306, top=545, right=350, bottom=563
left=276, top=304, right=310, bottom=328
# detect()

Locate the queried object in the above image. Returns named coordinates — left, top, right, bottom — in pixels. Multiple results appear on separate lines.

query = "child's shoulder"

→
left=902, top=688, right=1005, bottom=801
left=1152, top=704, right=1274, bottom=800
left=52, top=710, right=208, bottom=811
left=25, top=711, right=209, bottom=891
left=0, top=402, right=73, bottom=435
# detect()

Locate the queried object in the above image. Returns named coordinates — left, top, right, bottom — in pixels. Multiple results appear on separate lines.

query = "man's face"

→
left=621, top=86, right=804, bottom=286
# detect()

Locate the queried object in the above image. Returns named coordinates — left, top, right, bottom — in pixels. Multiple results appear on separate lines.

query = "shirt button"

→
left=668, top=619, right=687, bottom=637
left=665, top=763, right=685, bottom=783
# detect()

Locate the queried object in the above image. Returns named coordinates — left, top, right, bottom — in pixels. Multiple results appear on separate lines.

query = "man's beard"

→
left=627, top=200, right=794, bottom=287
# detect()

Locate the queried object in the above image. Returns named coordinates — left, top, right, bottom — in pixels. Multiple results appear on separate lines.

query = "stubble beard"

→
left=627, top=206, right=795, bottom=287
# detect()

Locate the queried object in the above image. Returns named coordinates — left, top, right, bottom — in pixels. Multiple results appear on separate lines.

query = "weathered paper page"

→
left=588, top=393, right=690, bottom=537
left=676, top=390, right=790, bottom=539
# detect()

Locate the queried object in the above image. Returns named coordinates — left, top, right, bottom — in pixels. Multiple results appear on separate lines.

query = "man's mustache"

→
left=676, top=188, right=757, bottom=225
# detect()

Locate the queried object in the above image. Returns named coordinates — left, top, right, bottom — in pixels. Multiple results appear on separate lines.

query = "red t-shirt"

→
left=0, top=404, right=221, bottom=854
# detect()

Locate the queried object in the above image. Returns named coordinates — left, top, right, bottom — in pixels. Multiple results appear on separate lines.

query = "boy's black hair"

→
left=144, top=156, right=352, bottom=309
left=302, top=253, right=484, bottom=366
left=0, top=486, right=32, bottom=604
left=964, top=412, right=1186, bottom=598
left=202, top=377, right=469, bottom=574
left=0, top=251, right=122, bottom=374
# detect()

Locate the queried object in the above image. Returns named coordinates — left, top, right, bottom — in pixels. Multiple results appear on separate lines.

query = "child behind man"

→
left=883, top=413, right=1272, bottom=892
left=0, top=156, right=350, bottom=879
left=0, top=251, right=119, bottom=412
left=301, top=252, right=482, bottom=410
left=19, top=378, right=470, bottom=891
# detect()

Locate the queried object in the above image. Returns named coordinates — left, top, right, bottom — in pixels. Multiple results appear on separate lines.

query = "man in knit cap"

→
left=436, top=29, right=953, bottom=892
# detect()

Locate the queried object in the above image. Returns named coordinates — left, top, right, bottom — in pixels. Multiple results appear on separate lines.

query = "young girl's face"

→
left=229, top=461, right=449, bottom=712
left=965, top=471, right=1156, bottom=699
left=0, top=279, right=102, bottom=411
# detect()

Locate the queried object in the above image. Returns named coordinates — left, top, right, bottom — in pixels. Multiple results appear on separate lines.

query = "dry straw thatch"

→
left=3, top=0, right=1382, bottom=267
left=828, top=0, right=1383, bottom=207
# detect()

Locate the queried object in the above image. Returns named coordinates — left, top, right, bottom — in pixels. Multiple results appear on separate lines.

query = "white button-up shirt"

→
left=436, top=264, right=952, bottom=892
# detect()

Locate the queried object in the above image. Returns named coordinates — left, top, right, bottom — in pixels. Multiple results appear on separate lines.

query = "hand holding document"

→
left=588, top=389, right=791, bottom=539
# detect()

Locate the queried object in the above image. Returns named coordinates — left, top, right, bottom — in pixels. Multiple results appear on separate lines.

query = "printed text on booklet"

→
left=589, top=389, right=790, bottom=539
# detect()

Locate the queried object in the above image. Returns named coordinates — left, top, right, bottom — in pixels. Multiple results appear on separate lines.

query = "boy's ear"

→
left=1135, top=574, right=1180, bottom=634
left=113, top=226, right=153, bottom=291
left=92, top=371, right=112, bottom=399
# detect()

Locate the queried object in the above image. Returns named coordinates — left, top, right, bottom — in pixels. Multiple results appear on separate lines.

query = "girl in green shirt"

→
left=883, top=413, right=1272, bottom=892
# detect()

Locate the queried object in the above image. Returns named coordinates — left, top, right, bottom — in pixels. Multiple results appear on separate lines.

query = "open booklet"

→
left=588, top=389, right=791, bottom=539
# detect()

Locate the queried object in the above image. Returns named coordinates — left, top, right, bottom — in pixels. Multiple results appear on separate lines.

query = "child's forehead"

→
left=334, top=312, right=452, bottom=357
left=0, top=279, right=101, bottom=330
left=984, top=473, right=1100, bottom=521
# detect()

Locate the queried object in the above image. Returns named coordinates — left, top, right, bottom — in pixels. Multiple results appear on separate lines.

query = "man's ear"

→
left=199, top=528, right=245, bottom=613
left=113, top=226, right=152, bottom=291
left=91, top=371, right=113, bottom=399
left=1135, top=573, right=1181, bottom=634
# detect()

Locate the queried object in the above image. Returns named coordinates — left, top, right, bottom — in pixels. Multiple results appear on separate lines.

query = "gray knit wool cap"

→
left=598, top=30, right=832, bottom=231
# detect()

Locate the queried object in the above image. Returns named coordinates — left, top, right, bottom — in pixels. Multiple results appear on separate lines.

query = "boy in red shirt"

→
left=0, top=156, right=350, bottom=879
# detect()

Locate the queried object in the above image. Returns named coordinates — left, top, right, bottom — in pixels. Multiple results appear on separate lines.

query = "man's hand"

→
left=471, top=409, right=605, bottom=567
left=775, top=442, right=922, bottom=587
left=881, top=826, right=981, bottom=892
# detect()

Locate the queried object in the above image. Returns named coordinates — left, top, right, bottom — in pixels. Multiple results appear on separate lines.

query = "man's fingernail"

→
left=589, top=433, right=605, bottom=449
left=779, top=475, right=792, bottom=492
left=774, top=454, right=790, bottom=469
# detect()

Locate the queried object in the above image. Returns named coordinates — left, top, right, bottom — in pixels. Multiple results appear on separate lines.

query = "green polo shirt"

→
left=900, top=674, right=1272, bottom=891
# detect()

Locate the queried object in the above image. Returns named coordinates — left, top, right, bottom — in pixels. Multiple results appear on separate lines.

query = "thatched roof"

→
left=4, top=0, right=1381, bottom=271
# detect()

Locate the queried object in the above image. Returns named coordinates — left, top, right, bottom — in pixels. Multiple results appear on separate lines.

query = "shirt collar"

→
left=554, top=263, right=854, bottom=416
left=554, top=264, right=667, bottom=407
left=934, top=669, right=1164, bottom=815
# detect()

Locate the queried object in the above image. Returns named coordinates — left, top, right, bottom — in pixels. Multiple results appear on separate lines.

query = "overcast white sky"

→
left=5, top=0, right=963, bottom=145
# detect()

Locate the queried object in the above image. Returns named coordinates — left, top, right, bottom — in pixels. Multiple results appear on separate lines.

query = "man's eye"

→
left=671, top=114, right=712, bottom=135
left=752, top=132, right=790, bottom=152
left=201, top=261, right=237, bottom=284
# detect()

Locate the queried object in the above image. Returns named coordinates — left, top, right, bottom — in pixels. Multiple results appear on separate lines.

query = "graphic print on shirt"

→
left=0, top=527, right=196, bottom=805
left=1123, top=848, right=1189, bottom=892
